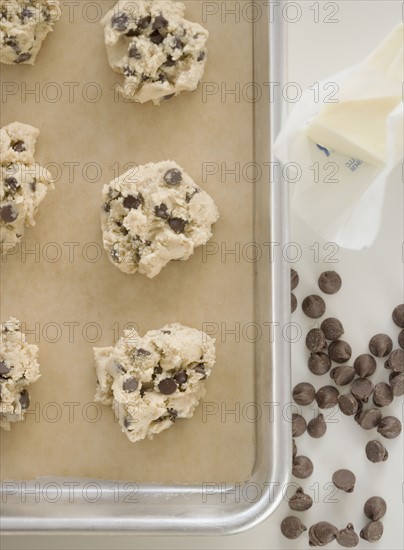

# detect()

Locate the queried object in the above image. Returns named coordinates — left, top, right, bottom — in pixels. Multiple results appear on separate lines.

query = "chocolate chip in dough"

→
left=173, top=370, right=188, bottom=385
left=377, top=416, right=402, bottom=439
left=128, top=45, right=141, bottom=59
left=123, top=195, right=142, bottom=210
left=332, top=469, right=356, bottom=493
left=292, top=456, right=313, bottom=479
left=353, top=354, right=376, bottom=377
left=157, top=378, right=178, bottom=395
left=11, top=140, right=26, bottom=151
left=111, top=12, right=129, bottom=31
left=307, top=414, right=327, bottom=438
left=372, top=382, right=393, bottom=407
left=355, top=408, right=382, bottom=430
left=0, top=360, right=11, bottom=376
left=164, top=168, right=182, bottom=185
left=318, top=271, right=342, bottom=294
left=320, top=318, right=344, bottom=341
left=4, top=176, right=19, bottom=191
left=280, top=516, right=307, bottom=540
left=0, top=204, right=18, bottom=223
left=306, top=329, right=327, bottom=353
left=302, top=295, right=326, bottom=319
left=364, top=496, right=387, bottom=521
left=360, top=521, right=383, bottom=543
left=350, top=378, right=374, bottom=403
left=152, top=14, right=169, bottom=30
left=308, top=352, right=331, bottom=375
left=137, top=15, right=151, bottom=29
left=293, top=382, right=316, bottom=406
left=308, top=522, right=338, bottom=547
left=365, top=440, right=388, bottom=463
left=328, top=340, right=352, bottom=363
left=330, top=365, right=355, bottom=386
left=292, top=413, right=307, bottom=437
left=123, top=377, right=138, bottom=393
left=289, top=487, right=313, bottom=512
left=291, top=268, right=299, bottom=290
left=168, top=217, right=186, bottom=234
left=336, top=524, right=359, bottom=548
left=316, top=385, right=339, bottom=409
left=392, top=304, right=404, bottom=328
left=338, top=393, right=361, bottom=416
left=369, top=334, right=393, bottom=357
left=19, top=389, right=30, bottom=409
left=155, top=203, right=169, bottom=219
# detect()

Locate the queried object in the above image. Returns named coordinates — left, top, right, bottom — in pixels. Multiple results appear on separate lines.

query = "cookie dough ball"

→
left=94, top=323, right=216, bottom=442
left=101, top=160, right=219, bottom=278
left=0, top=122, right=54, bottom=253
left=0, top=318, right=40, bottom=430
left=0, top=0, right=60, bottom=65
left=101, top=0, right=208, bottom=104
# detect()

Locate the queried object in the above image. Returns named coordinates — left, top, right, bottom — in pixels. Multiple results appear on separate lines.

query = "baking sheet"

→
left=0, top=1, right=256, bottom=483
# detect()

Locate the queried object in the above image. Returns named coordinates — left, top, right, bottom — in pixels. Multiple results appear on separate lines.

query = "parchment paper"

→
left=0, top=1, right=255, bottom=484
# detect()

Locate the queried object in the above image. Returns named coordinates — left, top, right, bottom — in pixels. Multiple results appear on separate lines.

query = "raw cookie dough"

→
left=0, top=122, right=54, bottom=253
left=0, top=318, right=40, bottom=431
left=101, top=0, right=208, bottom=104
left=0, top=0, right=60, bottom=65
left=101, top=160, right=219, bottom=278
left=94, top=323, right=216, bottom=442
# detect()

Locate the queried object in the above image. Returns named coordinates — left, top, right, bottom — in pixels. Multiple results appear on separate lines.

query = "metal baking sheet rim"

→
left=0, top=7, right=291, bottom=535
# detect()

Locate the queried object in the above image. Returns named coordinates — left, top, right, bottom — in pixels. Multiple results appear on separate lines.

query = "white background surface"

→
left=2, top=1, right=403, bottom=548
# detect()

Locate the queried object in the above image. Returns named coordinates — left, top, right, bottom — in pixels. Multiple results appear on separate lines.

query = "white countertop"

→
left=2, top=1, right=403, bottom=549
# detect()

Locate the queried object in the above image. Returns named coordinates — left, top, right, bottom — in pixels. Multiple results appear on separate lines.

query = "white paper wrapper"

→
left=275, top=23, right=403, bottom=250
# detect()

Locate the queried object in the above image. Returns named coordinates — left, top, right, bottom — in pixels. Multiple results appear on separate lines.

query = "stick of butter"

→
left=307, top=23, right=403, bottom=166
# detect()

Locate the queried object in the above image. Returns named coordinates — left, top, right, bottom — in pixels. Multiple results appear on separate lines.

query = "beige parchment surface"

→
left=0, top=1, right=255, bottom=484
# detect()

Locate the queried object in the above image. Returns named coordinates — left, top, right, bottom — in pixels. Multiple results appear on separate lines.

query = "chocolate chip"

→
left=307, top=414, right=327, bottom=438
left=353, top=354, right=377, bottom=377
left=125, top=28, right=139, bottom=37
left=332, top=469, right=356, bottom=492
left=164, top=55, right=176, bottom=67
left=288, top=487, right=313, bottom=512
left=320, top=318, right=344, bottom=341
left=0, top=360, right=10, bottom=375
left=330, top=365, right=355, bottom=386
left=163, top=93, right=176, bottom=100
left=306, top=329, right=327, bottom=353
left=364, top=496, right=387, bottom=520
left=365, top=440, right=388, bottom=463
left=123, top=377, right=138, bottom=393
left=360, top=521, right=383, bottom=543
left=197, top=51, right=206, bottom=62
left=150, top=30, right=164, bottom=44
left=151, top=365, right=163, bottom=380
left=292, top=414, right=306, bottom=437
left=390, top=372, right=404, bottom=396
left=103, top=202, right=111, bottom=213
left=293, top=382, right=316, bottom=406
left=372, top=382, right=393, bottom=407
left=399, top=330, right=404, bottom=350
left=377, top=416, right=402, bottom=439
left=11, top=140, right=25, bottom=152
left=19, top=389, right=30, bottom=409
left=0, top=204, right=18, bottom=223
left=30, top=179, right=37, bottom=192
left=15, top=52, right=31, bottom=63
left=152, top=14, right=168, bottom=30
left=21, top=8, right=33, bottom=18
left=280, top=516, right=307, bottom=539
left=164, top=168, right=182, bottom=185
left=167, top=408, right=178, bottom=422
left=111, top=12, right=129, bottom=31
left=350, top=378, right=374, bottom=402
left=387, top=349, right=403, bottom=372
left=123, top=195, right=142, bottom=209
left=338, top=393, right=360, bottom=416
left=392, top=304, right=404, bottom=328
left=154, top=203, right=169, bottom=219
left=291, top=293, right=297, bottom=313
left=292, top=439, right=297, bottom=458
left=291, top=268, right=299, bottom=290
left=193, top=364, right=206, bottom=377
left=128, top=45, right=141, bottom=58
left=308, top=522, right=338, bottom=547
left=158, top=378, right=177, bottom=395
left=302, top=295, right=326, bottom=318
left=328, top=340, right=352, bottom=363
left=136, top=348, right=151, bottom=357
left=316, top=385, right=339, bottom=408
left=168, top=217, right=186, bottom=234
left=369, top=333, right=393, bottom=357
left=318, top=271, right=342, bottom=294
left=355, top=408, right=382, bottom=430
left=5, top=176, right=18, bottom=191
left=292, top=456, right=313, bottom=479
left=173, top=370, right=188, bottom=385
left=308, top=352, right=331, bottom=375
left=336, top=524, right=359, bottom=548
left=137, top=15, right=151, bottom=29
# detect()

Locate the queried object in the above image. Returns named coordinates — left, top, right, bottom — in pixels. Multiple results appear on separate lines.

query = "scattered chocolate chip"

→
left=320, top=318, right=344, bottom=341
left=360, top=521, right=383, bottom=543
left=150, top=30, right=165, bottom=44
left=151, top=365, right=163, bottom=380
left=292, top=456, right=313, bottom=479
left=316, top=385, right=339, bottom=409
left=308, top=352, right=331, bottom=375
left=11, top=140, right=26, bottom=152
left=387, top=349, right=403, bottom=372
left=123, top=377, right=138, bottom=392
left=157, top=378, right=178, bottom=395
left=291, top=268, right=299, bottom=290
left=392, top=304, right=404, bottom=328
left=136, top=348, right=151, bottom=357
left=309, top=522, right=338, bottom=547
left=372, top=382, right=393, bottom=407
left=197, top=51, right=206, bottom=62
left=168, top=217, right=186, bottom=234
left=293, top=382, right=316, bottom=406
left=328, top=340, right=352, bottom=363
left=364, top=496, right=387, bottom=521
left=306, top=329, right=327, bottom=353
left=0, top=360, right=11, bottom=375
left=19, top=389, right=30, bottom=409
left=292, top=414, right=307, bottom=437
left=4, top=176, right=18, bottom=191
left=0, top=204, right=18, bottom=223
left=137, top=15, right=151, bottom=29
left=280, top=516, right=307, bottom=539
left=332, top=469, right=356, bottom=492
left=355, top=408, right=382, bottom=430
left=123, top=195, right=142, bottom=209
left=338, top=393, right=361, bottom=416
left=336, top=524, right=359, bottom=548
left=21, top=8, right=33, bottom=18
left=125, top=28, right=139, bottom=37
left=307, top=414, right=327, bottom=438
left=291, top=293, right=297, bottom=313
left=128, top=45, right=141, bottom=58
left=154, top=203, right=169, bottom=219
left=164, top=168, right=182, bottom=185
left=111, top=12, right=129, bottom=31
left=173, top=370, right=188, bottom=385
left=390, top=372, right=404, bottom=396
left=15, top=52, right=31, bottom=63
left=365, top=440, right=388, bottom=463
left=302, top=295, right=326, bottom=319
left=318, top=271, right=342, bottom=294
left=30, top=179, right=37, bottom=192
left=164, top=55, right=176, bottom=67
left=152, top=14, right=169, bottom=30
left=193, top=363, right=206, bottom=378
left=103, top=202, right=111, bottom=213
left=398, top=330, right=404, bottom=350
left=350, top=378, right=374, bottom=403
left=353, top=354, right=377, bottom=377
left=377, top=416, right=402, bottom=439
left=167, top=408, right=178, bottom=422
left=330, top=365, right=355, bottom=386
left=369, top=334, right=393, bottom=357
left=289, top=487, right=313, bottom=512
left=123, top=417, right=131, bottom=428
